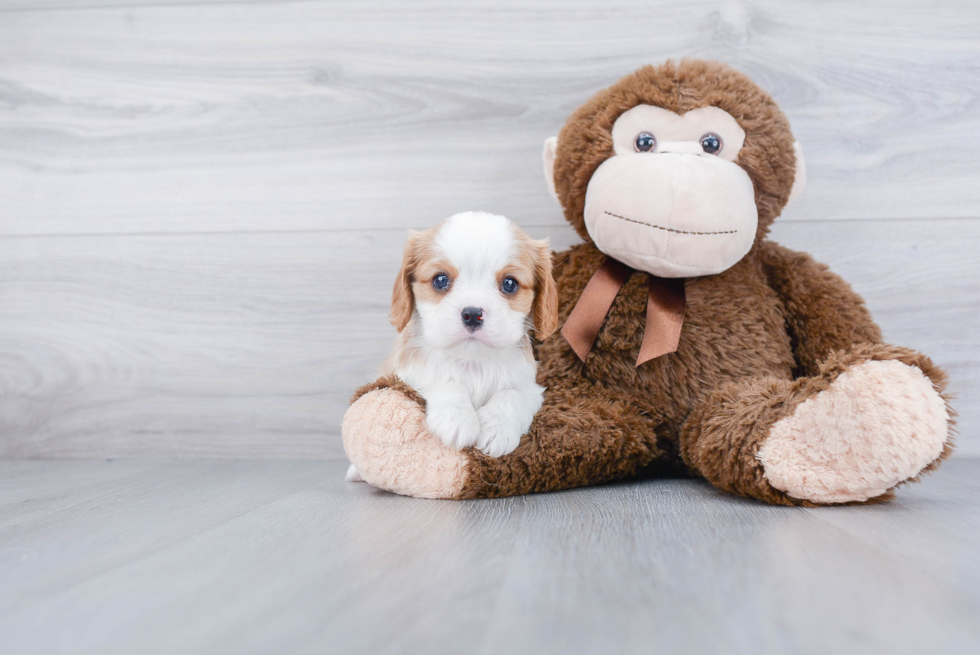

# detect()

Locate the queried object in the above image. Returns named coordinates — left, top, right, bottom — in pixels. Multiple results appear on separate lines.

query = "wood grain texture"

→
left=0, top=219, right=976, bottom=458
left=0, top=226, right=582, bottom=459
left=0, top=1, right=977, bottom=459
left=1, top=0, right=979, bottom=235
left=0, top=458, right=978, bottom=654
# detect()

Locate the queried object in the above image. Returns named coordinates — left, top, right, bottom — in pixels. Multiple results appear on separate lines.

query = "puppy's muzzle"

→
left=461, top=306, right=484, bottom=332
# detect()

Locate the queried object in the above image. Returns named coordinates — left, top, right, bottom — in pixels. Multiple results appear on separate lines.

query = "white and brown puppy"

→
left=352, top=211, right=557, bottom=480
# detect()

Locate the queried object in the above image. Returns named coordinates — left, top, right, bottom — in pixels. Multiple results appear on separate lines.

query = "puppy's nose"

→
left=461, top=306, right=484, bottom=331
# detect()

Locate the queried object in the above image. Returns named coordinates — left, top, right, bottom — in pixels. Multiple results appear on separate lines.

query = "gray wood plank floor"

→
left=1, top=457, right=978, bottom=655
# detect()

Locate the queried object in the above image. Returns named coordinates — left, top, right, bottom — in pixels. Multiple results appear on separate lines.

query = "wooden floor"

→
left=1, top=456, right=978, bottom=654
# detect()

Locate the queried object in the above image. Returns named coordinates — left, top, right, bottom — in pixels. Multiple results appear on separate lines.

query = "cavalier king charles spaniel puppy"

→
left=348, top=211, right=557, bottom=482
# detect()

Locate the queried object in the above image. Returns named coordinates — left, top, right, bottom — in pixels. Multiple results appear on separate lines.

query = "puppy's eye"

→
left=700, top=133, right=723, bottom=155
left=500, top=277, right=519, bottom=294
left=634, top=132, right=656, bottom=153
left=432, top=274, right=450, bottom=290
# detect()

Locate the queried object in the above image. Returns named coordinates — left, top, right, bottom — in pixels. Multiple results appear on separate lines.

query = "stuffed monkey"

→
left=343, top=60, right=953, bottom=505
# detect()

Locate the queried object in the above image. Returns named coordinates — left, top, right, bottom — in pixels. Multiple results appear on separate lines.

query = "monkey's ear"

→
left=532, top=239, right=559, bottom=339
left=389, top=232, right=419, bottom=332
left=786, top=140, right=807, bottom=207
left=542, top=136, right=559, bottom=202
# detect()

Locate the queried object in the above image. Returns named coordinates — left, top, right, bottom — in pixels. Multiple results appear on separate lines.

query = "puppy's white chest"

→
left=396, top=346, right=534, bottom=410
left=450, top=357, right=518, bottom=408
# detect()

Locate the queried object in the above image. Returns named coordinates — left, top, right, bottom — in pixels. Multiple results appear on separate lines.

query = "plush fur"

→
left=342, top=60, right=954, bottom=505
left=758, top=359, right=949, bottom=503
left=553, top=60, right=797, bottom=243
left=343, top=382, right=468, bottom=499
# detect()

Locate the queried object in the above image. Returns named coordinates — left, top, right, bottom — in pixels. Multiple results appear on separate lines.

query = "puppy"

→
left=350, top=211, right=557, bottom=481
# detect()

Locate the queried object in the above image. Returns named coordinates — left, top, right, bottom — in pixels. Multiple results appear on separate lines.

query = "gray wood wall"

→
left=1, top=0, right=978, bottom=459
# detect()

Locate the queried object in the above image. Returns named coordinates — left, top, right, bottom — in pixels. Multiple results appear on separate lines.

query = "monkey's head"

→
left=543, top=60, right=805, bottom=278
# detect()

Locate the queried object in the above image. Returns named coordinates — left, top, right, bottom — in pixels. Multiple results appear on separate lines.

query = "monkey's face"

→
left=544, top=61, right=806, bottom=279
left=582, top=105, right=757, bottom=277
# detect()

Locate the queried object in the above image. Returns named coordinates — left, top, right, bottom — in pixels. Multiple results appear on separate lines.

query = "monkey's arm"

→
left=761, top=239, right=952, bottom=405
left=758, top=240, right=883, bottom=375
left=342, top=376, right=664, bottom=499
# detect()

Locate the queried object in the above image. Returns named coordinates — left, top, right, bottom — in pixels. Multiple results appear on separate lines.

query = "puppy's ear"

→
left=531, top=238, right=559, bottom=339
left=390, top=231, right=420, bottom=332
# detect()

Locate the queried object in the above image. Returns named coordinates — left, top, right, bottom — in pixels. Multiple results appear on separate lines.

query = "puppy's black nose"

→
left=461, top=306, right=484, bottom=331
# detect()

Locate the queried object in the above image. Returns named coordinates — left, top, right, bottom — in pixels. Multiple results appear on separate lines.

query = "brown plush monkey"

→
left=343, top=60, right=953, bottom=505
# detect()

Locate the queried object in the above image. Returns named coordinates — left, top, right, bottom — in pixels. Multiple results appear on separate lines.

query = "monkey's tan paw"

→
left=757, top=360, right=950, bottom=504
left=341, top=388, right=469, bottom=499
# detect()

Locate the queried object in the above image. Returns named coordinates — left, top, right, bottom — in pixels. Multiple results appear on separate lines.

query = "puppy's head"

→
left=390, top=211, right=558, bottom=350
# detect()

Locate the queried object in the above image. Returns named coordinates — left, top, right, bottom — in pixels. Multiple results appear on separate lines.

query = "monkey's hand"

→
left=342, top=378, right=469, bottom=499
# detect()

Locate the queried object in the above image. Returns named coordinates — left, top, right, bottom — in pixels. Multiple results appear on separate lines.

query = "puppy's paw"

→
left=476, top=406, right=524, bottom=457
left=426, top=402, right=480, bottom=451
left=345, top=464, right=365, bottom=482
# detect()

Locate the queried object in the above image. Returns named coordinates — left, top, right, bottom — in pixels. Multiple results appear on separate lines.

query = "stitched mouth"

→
left=604, top=210, right=737, bottom=236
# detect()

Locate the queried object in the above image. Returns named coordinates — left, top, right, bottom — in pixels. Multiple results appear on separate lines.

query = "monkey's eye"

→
left=634, top=132, right=656, bottom=153
left=700, top=133, right=723, bottom=155
left=432, top=274, right=450, bottom=290
left=500, top=277, right=519, bottom=295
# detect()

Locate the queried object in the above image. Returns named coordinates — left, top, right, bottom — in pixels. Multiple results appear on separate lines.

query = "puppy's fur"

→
left=383, top=211, right=557, bottom=458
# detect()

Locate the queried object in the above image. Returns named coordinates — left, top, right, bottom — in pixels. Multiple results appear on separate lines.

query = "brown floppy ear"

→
left=532, top=239, right=559, bottom=339
left=390, top=231, right=420, bottom=332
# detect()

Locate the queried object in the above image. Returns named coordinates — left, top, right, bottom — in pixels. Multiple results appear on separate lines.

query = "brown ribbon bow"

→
left=561, top=258, right=686, bottom=367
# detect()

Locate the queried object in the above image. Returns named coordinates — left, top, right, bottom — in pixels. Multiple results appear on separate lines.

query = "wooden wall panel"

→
left=1, top=220, right=975, bottom=458
left=0, top=0, right=976, bottom=458
left=1, top=0, right=979, bottom=235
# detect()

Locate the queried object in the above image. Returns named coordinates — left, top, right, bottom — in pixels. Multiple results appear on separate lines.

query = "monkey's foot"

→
left=757, top=360, right=950, bottom=504
left=342, top=388, right=469, bottom=499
